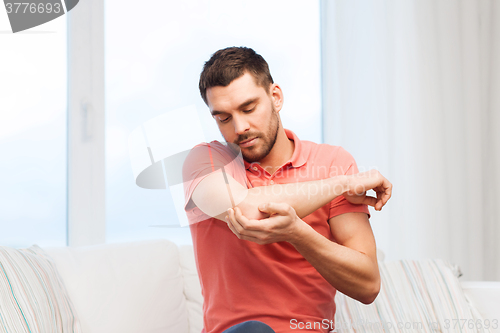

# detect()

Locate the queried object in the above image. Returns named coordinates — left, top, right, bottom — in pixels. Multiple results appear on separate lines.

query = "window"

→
left=0, top=15, right=67, bottom=247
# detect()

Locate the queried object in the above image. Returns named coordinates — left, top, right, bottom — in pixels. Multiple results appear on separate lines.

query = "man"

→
left=182, top=47, right=392, bottom=333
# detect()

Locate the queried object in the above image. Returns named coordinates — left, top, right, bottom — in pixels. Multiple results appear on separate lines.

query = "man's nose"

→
left=232, top=115, right=250, bottom=136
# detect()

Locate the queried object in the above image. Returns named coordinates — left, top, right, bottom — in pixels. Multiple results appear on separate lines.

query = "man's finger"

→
left=233, top=207, right=261, bottom=231
left=227, top=209, right=269, bottom=242
left=226, top=215, right=240, bottom=237
left=361, top=196, right=380, bottom=210
left=384, top=182, right=393, bottom=203
left=257, top=202, right=290, bottom=216
left=231, top=207, right=268, bottom=234
left=379, top=190, right=389, bottom=206
left=228, top=208, right=246, bottom=232
left=375, top=185, right=391, bottom=207
left=226, top=216, right=262, bottom=242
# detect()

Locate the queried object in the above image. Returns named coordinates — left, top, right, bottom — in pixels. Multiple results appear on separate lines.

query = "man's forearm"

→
left=191, top=171, right=349, bottom=221
left=289, top=221, right=380, bottom=304
left=239, top=176, right=348, bottom=219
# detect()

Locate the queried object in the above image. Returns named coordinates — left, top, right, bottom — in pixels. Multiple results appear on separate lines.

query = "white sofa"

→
left=43, top=239, right=204, bottom=333
left=34, top=239, right=500, bottom=333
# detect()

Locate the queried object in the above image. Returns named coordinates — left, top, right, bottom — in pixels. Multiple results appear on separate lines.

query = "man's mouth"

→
left=238, top=137, right=258, bottom=147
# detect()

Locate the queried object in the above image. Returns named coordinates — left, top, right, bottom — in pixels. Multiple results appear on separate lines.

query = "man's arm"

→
left=292, top=212, right=380, bottom=304
left=225, top=169, right=391, bottom=304
left=227, top=206, right=380, bottom=304
left=191, top=169, right=391, bottom=222
left=191, top=171, right=347, bottom=222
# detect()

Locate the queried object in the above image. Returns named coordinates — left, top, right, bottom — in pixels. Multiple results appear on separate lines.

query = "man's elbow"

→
left=235, top=199, right=269, bottom=221
left=358, top=277, right=381, bottom=305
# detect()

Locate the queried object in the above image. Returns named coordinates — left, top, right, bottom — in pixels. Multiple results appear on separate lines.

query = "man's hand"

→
left=225, top=202, right=305, bottom=245
left=343, top=170, right=392, bottom=211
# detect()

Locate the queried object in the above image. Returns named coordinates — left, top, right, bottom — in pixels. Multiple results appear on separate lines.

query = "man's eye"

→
left=219, top=116, right=230, bottom=123
left=243, top=108, right=254, bottom=113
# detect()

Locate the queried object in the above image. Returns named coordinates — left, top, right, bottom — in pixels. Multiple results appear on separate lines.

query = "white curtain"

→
left=320, top=0, right=500, bottom=280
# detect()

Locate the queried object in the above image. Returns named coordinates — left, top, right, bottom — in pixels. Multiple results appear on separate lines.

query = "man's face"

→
left=206, top=72, right=280, bottom=163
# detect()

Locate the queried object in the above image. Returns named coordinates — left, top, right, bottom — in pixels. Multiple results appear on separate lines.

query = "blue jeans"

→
left=222, top=320, right=275, bottom=333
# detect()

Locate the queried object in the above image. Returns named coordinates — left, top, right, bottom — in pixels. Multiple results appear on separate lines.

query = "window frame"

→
left=67, top=0, right=105, bottom=246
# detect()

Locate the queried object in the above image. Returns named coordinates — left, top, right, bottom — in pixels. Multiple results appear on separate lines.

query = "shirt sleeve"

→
left=182, top=141, right=247, bottom=223
left=328, top=146, right=371, bottom=220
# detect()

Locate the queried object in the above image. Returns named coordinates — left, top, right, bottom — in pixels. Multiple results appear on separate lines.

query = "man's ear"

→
left=269, top=83, right=284, bottom=112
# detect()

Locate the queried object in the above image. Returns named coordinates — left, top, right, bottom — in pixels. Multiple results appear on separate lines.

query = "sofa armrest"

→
left=460, top=281, right=500, bottom=323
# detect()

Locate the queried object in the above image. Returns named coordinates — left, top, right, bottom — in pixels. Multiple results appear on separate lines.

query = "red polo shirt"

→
left=183, top=129, right=370, bottom=333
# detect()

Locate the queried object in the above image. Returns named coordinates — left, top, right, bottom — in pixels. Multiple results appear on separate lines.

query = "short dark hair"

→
left=199, top=46, right=274, bottom=105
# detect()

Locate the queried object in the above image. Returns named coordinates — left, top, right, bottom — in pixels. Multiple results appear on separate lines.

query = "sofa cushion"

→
left=0, top=244, right=82, bottom=333
left=43, top=239, right=189, bottom=333
left=334, top=259, right=490, bottom=333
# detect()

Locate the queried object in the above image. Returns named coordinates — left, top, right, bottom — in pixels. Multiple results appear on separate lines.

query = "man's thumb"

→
left=258, top=203, right=270, bottom=212
left=259, top=202, right=281, bottom=214
left=258, top=202, right=287, bottom=215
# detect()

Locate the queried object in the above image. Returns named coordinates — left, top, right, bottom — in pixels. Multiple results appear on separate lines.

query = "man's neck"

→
left=257, top=128, right=295, bottom=176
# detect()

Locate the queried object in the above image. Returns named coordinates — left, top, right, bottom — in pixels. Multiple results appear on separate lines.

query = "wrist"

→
left=329, top=175, right=349, bottom=196
left=343, top=175, right=351, bottom=195
left=288, top=217, right=314, bottom=246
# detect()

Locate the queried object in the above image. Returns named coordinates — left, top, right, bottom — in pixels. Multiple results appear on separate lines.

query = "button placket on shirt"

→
left=248, top=164, right=265, bottom=187
left=248, top=162, right=293, bottom=186
left=268, top=170, right=276, bottom=186
left=268, top=162, right=291, bottom=185
left=274, top=162, right=293, bottom=185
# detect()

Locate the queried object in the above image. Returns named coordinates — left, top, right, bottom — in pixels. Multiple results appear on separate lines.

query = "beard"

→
left=233, top=105, right=280, bottom=163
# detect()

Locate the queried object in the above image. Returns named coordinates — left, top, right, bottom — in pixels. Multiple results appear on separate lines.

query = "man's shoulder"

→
left=190, top=140, right=226, bottom=150
left=185, top=140, right=237, bottom=162
left=182, top=140, right=245, bottom=181
left=301, top=140, right=352, bottom=164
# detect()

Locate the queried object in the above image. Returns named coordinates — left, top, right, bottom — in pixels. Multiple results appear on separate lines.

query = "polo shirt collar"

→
left=243, top=128, right=307, bottom=170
